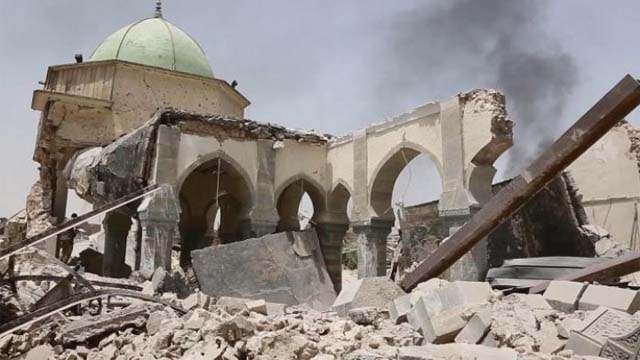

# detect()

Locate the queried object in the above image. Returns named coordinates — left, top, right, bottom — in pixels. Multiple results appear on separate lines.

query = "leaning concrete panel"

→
left=191, top=230, right=336, bottom=311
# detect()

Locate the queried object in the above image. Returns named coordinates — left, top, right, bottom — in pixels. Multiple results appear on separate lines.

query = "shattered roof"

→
left=159, top=110, right=332, bottom=144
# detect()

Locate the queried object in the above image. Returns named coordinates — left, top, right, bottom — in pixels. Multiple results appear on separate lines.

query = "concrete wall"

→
left=40, top=61, right=249, bottom=147
left=324, top=89, right=512, bottom=223
left=274, top=140, right=329, bottom=197
left=176, top=133, right=258, bottom=193
left=568, top=122, right=640, bottom=248
left=112, top=63, right=247, bottom=135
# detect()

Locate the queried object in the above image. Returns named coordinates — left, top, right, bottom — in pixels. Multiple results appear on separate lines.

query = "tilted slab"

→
left=192, top=230, right=336, bottom=311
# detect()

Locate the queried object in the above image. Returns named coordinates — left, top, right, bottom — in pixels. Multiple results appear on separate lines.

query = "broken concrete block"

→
left=192, top=231, right=336, bottom=311
left=557, top=317, right=584, bottom=339
left=566, top=306, right=640, bottom=356
left=454, top=308, right=492, bottom=344
left=25, top=345, right=55, bottom=360
left=216, top=296, right=250, bottom=314
left=184, top=308, right=213, bottom=330
left=245, top=299, right=267, bottom=315
left=407, top=282, right=493, bottom=343
left=182, top=291, right=211, bottom=311
left=389, top=294, right=412, bottom=324
left=578, top=284, right=640, bottom=313
left=348, top=307, right=384, bottom=326
left=266, top=302, right=287, bottom=316
left=389, top=279, right=448, bottom=325
left=510, top=293, right=552, bottom=310
left=543, top=281, right=587, bottom=313
left=332, top=276, right=405, bottom=316
left=60, top=305, right=151, bottom=344
left=398, top=344, right=517, bottom=360
left=214, top=315, right=256, bottom=343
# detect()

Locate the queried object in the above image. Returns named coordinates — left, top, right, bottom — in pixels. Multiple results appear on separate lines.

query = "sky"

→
left=0, top=1, right=639, bottom=217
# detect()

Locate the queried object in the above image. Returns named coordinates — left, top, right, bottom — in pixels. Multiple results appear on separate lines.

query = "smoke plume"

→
left=375, top=0, right=578, bottom=174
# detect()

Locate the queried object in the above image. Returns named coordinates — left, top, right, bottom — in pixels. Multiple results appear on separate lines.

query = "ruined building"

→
left=26, top=8, right=514, bottom=291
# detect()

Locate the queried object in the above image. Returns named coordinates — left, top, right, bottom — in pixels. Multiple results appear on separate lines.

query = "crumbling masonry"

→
left=26, top=13, right=513, bottom=291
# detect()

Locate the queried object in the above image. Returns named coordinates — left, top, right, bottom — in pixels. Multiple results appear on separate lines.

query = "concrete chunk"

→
left=398, top=344, right=517, bottom=360
left=406, top=281, right=493, bottom=343
left=543, top=281, right=587, bottom=313
left=246, top=299, right=267, bottom=315
left=454, top=308, right=492, bottom=344
left=389, top=279, right=448, bottom=324
left=566, top=306, right=640, bottom=356
left=578, top=284, right=640, bottom=313
left=510, top=293, right=552, bottom=310
left=389, top=294, right=412, bottom=324
left=332, top=276, right=404, bottom=316
left=192, top=230, right=336, bottom=311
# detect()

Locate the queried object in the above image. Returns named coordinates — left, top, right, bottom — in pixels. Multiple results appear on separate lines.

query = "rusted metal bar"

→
left=0, top=275, right=143, bottom=291
left=529, top=252, right=640, bottom=294
left=32, top=249, right=96, bottom=291
left=0, top=184, right=162, bottom=260
left=401, top=75, right=640, bottom=291
left=0, top=288, right=186, bottom=338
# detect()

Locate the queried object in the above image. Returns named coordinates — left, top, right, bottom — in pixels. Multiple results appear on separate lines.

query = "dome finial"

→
left=154, top=0, right=163, bottom=18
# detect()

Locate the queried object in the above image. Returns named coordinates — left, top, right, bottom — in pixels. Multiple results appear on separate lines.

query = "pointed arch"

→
left=275, top=174, right=328, bottom=232
left=177, top=152, right=255, bottom=265
left=369, top=142, right=443, bottom=220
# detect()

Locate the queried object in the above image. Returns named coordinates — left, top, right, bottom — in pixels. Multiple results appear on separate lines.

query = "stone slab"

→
left=389, top=294, right=412, bottom=324
left=454, top=308, right=492, bottom=344
left=543, top=281, right=587, bottom=313
left=332, top=276, right=404, bottom=316
left=566, top=306, right=640, bottom=356
left=578, top=284, right=640, bottom=313
left=192, top=230, right=336, bottom=311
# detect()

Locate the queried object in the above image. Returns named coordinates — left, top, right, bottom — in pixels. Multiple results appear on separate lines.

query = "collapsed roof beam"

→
left=528, top=252, right=640, bottom=294
left=401, top=74, right=640, bottom=291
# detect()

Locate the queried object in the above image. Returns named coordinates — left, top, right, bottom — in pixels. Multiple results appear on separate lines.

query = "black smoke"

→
left=375, top=0, right=578, bottom=174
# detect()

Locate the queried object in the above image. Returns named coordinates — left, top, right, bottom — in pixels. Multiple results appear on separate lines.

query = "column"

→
left=238, top=218, right=278, bottom=239
left=352, top=218, right=394, bottom=278
left=315, top=222, right=349, bottom=293
left=240, top=140, right=279, bottom=239
left=138, top=124, right=181, bottom=278
left=102, top=210, right=132, bottom=277
left=137, top=186, right=180, bottom=278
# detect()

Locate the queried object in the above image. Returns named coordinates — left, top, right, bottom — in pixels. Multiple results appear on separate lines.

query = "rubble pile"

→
left=5, top=259, right=640, bottom=360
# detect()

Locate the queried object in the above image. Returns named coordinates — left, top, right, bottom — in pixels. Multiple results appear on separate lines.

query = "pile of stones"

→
left=5, top=275, right=640, bottom=359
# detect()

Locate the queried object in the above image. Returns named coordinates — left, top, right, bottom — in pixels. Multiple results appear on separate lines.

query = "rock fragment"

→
left=543, top=281, right=587, bottom=313
left=332, top=276, right=405, bottom=316
left=578, top=284, right=640, bottom=313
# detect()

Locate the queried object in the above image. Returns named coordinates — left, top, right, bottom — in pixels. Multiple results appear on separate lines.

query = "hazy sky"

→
left=0, top=1, right=638, bottom=217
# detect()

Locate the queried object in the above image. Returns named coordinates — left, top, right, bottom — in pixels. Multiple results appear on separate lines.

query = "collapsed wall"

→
left=568, top=120, right=640, bottom=250
left=398, top=172, right=595, bottom=279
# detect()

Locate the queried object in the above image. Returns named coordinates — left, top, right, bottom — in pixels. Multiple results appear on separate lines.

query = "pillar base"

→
left=353, top=219, right=394, bottom=278
left=315, top=222, right=349, bottom=293
left=238, top=218, right=278, bottom=240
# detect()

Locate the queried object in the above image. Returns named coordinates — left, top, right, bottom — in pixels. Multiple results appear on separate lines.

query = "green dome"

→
left=90, top=17, right=214, bottom=78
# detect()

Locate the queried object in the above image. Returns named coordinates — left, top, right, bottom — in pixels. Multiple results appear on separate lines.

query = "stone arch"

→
left=326, top=181, right=352, bottom=224
left=369, top=142, right=443, bottom=220
left=275, top=174, right=327, bottom=232
left=177, top=150, right=256, bottom=198
left=178, top=153, right=254, bottom=265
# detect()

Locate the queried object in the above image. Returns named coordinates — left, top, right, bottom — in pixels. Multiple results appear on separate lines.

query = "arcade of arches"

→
left=40, top=56, right=512, bottom=292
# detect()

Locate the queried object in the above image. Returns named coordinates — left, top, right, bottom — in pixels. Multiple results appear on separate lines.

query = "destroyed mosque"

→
left=2, top=3, right=640, bottom=360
